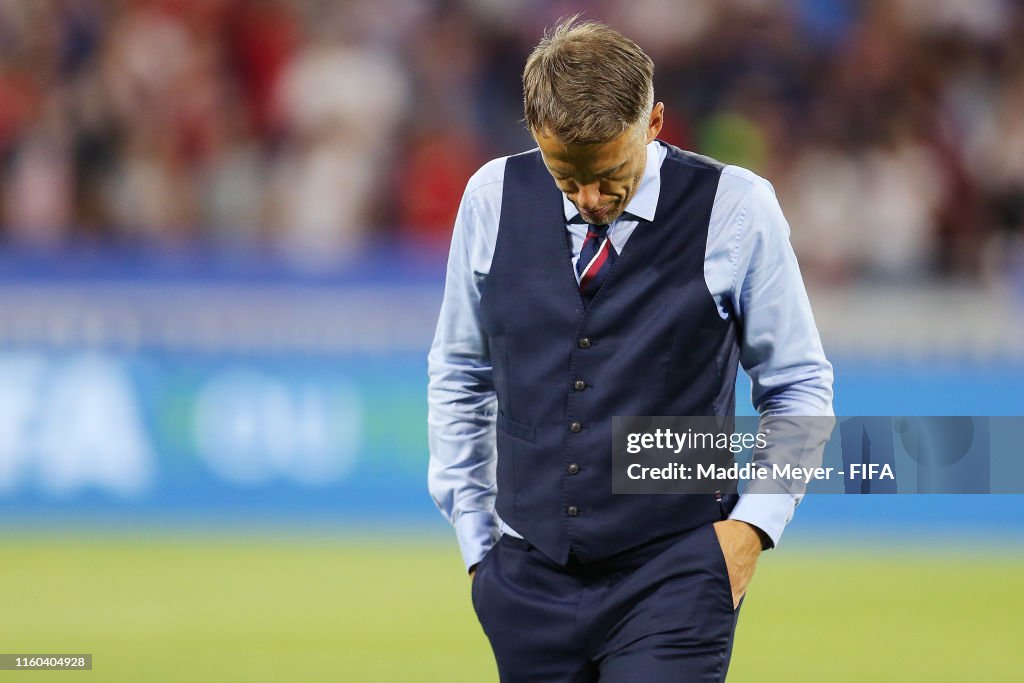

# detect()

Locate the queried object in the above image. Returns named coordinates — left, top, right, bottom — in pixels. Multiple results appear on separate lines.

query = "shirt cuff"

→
left=454, top=510, right=501, bottom=571
left=728, top=491, right=796, bottom=549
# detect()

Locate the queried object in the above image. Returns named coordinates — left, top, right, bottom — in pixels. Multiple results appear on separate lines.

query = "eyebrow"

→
left=552, top=161, right=627, bottom=178
left=595, top=161, right=628, bottom=176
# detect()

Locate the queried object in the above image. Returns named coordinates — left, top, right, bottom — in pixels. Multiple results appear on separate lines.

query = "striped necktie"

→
left=576, top=223, right=617, bottom=301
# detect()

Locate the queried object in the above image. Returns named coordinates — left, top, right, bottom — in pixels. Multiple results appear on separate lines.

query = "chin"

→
left=601, top=208, right=624, bottom=223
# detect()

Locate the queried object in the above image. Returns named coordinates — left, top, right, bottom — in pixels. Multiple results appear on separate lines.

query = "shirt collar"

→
left=562, top=140, right=662, bottom=224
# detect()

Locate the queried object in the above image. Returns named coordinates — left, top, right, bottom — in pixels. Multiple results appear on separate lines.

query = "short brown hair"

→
left=523, top=16, right=655, bottom=145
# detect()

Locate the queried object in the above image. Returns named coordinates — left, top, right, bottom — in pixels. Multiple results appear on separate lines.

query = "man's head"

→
left=523, top=17, right=664, bottom=225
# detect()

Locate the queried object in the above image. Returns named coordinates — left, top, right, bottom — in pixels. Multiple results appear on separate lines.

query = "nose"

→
left=576, top=183, right=601, bottom=211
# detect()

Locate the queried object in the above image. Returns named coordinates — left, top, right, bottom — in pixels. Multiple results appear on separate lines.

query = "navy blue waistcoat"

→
left=479, top=141, right=740, bottom=565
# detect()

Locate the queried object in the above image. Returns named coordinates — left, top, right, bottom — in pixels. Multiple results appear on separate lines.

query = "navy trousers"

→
left=471, top=522, right=742, bottom=682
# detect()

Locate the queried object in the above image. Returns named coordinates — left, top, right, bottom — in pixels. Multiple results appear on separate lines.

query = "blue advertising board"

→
left=0, top=248, right=1021, bottom=535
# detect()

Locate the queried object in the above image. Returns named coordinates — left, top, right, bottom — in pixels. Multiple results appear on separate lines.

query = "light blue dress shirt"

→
left=428, top=141, right=834, bottom=570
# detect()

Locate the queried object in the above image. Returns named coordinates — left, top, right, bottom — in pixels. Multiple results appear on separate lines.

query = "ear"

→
left=646, top=102, right=665, bottom=143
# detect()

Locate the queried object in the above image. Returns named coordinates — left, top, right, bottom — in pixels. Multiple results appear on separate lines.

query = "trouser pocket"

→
left=705, top=522, right=737, bottom=613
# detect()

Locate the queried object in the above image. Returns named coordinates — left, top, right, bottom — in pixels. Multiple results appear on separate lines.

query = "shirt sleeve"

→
left=427, top=176, right=502, bottom=571
left=724, top=173, right=836, bottom=547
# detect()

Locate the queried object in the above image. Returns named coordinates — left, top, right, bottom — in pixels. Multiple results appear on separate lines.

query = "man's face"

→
left=534, top=103, right=664, bottom=225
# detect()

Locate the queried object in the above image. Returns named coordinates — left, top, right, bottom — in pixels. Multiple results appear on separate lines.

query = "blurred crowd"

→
left=1, top=0, right=1023, bottom=280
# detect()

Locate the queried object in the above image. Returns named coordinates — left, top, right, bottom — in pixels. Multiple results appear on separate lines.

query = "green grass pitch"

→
left=0, top=533, right=1019, bottom=681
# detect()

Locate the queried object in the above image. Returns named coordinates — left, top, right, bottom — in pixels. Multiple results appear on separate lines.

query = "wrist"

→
left=739, top=521, right=772, bottom=551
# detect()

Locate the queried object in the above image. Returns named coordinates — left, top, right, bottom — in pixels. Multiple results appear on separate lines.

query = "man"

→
left=428, top=17, right=833, bottom=682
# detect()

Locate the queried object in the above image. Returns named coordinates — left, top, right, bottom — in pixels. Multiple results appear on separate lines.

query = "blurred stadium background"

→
left=0, top=0, right=1022, bottom=680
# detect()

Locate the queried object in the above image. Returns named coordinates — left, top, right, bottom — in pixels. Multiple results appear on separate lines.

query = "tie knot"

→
left=586, top=224, right=610, bottom=239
